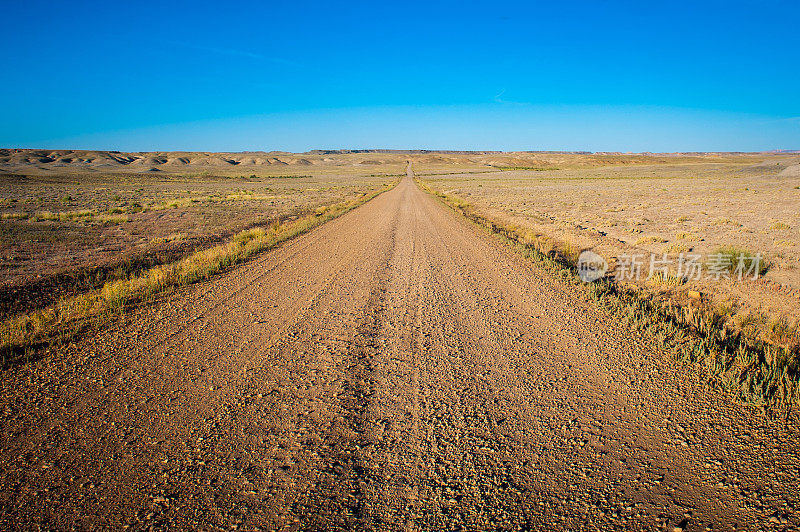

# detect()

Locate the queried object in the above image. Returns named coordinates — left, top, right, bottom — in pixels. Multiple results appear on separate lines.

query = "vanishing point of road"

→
left=1, top=165, right=799, bottom=530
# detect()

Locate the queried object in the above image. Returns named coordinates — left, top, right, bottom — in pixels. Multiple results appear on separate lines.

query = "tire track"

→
left=1, top=167, right=799, bottom=531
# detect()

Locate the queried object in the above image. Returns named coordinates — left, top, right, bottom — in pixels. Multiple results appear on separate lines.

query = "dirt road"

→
left=1, top=166, right=799, bottom=530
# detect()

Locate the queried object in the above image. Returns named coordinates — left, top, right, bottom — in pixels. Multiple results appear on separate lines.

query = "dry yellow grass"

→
left=770, top=222, right=792, bottom=230
left=635, top=235, right=668, bottom=246
left=666, top=242, right=691, bottom=254
left=0, top=182, right=397, bottom=364
left=676, top=231, right=701, bottom=241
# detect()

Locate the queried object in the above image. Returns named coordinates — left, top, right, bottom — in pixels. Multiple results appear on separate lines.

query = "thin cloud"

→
left=492, top=88, right=528, bottom=106
left=165, top=39, right=301, bottom=67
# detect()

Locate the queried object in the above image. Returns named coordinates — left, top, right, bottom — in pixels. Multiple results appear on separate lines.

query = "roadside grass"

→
left=416, top=178, right=799, bottom=410
left=0, top=182, right=397, bottom=368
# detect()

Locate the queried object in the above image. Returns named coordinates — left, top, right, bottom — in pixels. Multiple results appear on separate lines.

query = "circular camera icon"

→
left=577, top=251, right=608, bottom=283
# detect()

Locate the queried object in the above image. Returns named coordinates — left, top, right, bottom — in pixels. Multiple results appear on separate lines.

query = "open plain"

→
left=4, top=0, right=798, bottom=527
left=0, top=154, right=799, bottom=530
left=0, top=150, right=403, bottom=318
left=415, top=153, right=800, bottom=353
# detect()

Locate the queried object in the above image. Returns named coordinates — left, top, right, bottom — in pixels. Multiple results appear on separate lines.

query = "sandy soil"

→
left=0, top=167, right=798, bottom=530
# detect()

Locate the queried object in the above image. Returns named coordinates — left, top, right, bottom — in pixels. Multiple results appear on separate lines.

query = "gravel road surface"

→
left=1, top=167, right=798, bottom=530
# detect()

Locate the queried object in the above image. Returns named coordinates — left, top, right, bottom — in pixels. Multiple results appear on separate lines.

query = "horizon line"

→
left=4, top=147, right=800, bottom=155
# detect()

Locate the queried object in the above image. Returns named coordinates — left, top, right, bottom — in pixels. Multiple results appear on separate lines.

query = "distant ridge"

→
left=1, top=148, right=794, bottom=176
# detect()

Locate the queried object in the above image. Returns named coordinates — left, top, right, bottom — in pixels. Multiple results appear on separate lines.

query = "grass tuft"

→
left=647, top=271, right=684, bottom=287
left=711, top=245, right=768, bottom=276
left=635, top=235, right=668, bottom=245
left=666, top=242, right=691, bottom=254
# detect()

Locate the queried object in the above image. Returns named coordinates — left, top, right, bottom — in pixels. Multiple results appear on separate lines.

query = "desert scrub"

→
left=31, top=210, right=58, bottom=221
left=32, top=209, right=96, bottom=222
left=0, top=181, right=398, bottom=367
left=59, top=209, right=95, bottom=221
left=676, top=231, right=701, bottom=241
left=417, top=176, right=799, bottom=409
left=710, top=245, right=769, bottom=276
left=711, top=217, right=742, bottom=227
left=646, top=271, right=684, bottom=287
left=765, top=317, right=800, bottom=347
left=0, top=212, right=29, bottom=220
left=635, top=235, right=668, bottom=245
left=226, top=190, right=273, bottom=201
left=150, top=233, right=187, bottom=244
left=666, top=242, right=691, bottom=254
left=96, top=214, right=128, bottom=225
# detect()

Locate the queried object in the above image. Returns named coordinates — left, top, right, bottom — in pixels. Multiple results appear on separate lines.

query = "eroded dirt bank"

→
left=0, top=170, right=798, bottom=530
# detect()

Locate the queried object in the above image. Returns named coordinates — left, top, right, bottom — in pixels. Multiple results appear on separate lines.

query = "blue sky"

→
left=2, top=0, right=798, bottom=152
